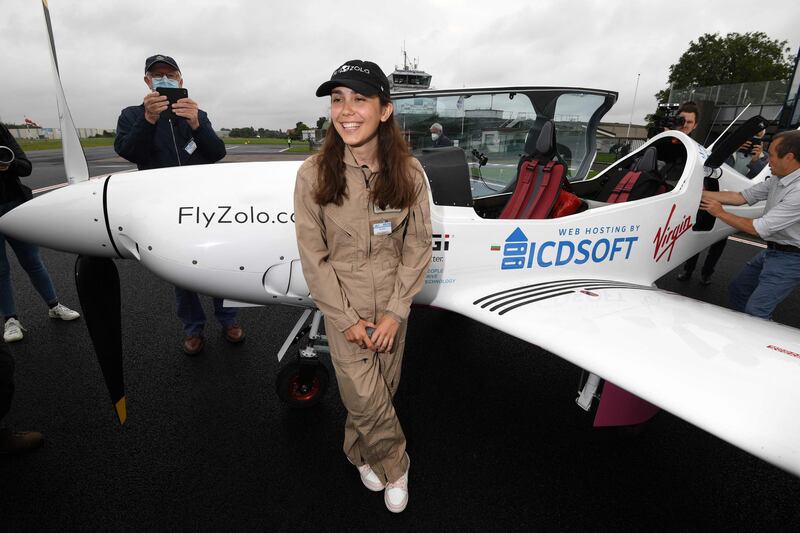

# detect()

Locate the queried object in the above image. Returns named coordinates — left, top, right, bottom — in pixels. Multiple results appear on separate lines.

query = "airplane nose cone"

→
left=0, top=178, right=116, bottom=257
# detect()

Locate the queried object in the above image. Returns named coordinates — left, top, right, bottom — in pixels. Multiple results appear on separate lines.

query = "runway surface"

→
left=1, top=147, right=799, bottom=531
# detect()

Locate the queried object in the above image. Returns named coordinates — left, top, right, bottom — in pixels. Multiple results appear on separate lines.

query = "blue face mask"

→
left=150, top=76, right=180, bottom=90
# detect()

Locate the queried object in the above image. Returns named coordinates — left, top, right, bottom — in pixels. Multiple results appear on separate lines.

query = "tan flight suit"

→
left=294, top=150, right=432, bottom=483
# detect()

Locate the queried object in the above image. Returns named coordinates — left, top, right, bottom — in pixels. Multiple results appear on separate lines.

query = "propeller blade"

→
left=75, top=255, right=126, bottom=425
left=41, top=0, right=89, bottom=184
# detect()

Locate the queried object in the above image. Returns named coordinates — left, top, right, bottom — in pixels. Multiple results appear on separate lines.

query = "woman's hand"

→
left=344, top=319, right=377, bottom=351
left=370, top=315, right=400, bottom=353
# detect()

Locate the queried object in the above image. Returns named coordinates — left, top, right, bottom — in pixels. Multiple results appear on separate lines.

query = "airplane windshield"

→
left=393, top=88, right=614, bottom=199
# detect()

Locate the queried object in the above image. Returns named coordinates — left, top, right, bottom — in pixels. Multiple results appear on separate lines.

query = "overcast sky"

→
left=1, top=0, right=797, bottom=132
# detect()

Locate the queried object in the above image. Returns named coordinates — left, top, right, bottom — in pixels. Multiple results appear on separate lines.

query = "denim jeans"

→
left=174, top=286, right=238, bottom=337
left=0, top=199, right=58, bottom=317
left=729, top=249, right=800, bottom=319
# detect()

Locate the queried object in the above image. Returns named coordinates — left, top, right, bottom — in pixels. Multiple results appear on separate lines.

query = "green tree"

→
left=316, top=116, right=327, bottom=129
left=229, top=127, right=256, bottom=138
left=292, top=121, right=310, bottom=139
left=655, top=32, right=794, bottom=105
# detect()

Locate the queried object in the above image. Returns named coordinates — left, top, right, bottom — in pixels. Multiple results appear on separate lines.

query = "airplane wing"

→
left=437, top=278, right=800, bottom=476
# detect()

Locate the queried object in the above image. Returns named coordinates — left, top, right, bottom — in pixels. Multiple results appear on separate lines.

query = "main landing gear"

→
left=275, top=309, right=330, bottom=408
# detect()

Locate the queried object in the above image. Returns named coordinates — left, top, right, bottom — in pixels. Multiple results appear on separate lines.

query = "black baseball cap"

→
left=144, top=54, right=180, bottom=73
left=316, top=60, right=390, bottom=99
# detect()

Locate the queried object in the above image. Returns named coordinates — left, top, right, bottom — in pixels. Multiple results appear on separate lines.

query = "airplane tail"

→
left=41, top=0, right=89, bottom=184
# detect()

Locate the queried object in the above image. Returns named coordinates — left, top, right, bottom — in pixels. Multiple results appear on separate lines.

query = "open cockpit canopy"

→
left=391, top=86, right=617, bottom=200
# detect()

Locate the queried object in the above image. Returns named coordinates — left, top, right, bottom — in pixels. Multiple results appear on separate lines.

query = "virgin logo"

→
left=652, top=204, right=692, bottom=262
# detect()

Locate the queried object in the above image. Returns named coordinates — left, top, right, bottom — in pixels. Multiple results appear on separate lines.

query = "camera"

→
left=656, top=103, right=686, bottom=129
left=471, top=148, right=488, bottom=166
left=0, top=145, right=15, bottom=166
left=647, top=103, right=686, bottom=138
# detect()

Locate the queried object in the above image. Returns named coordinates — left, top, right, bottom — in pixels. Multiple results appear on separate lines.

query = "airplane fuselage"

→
left=0, top=134, right=765, bottom=313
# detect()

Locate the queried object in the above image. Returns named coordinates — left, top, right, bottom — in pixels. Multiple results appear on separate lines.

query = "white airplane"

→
left=3, top=1, right=799, bottom=479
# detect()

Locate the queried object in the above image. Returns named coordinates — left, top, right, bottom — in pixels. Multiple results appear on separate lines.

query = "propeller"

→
left=75, top=256, right=126, bottom=425
left=43, top=2, right=125, bottom=423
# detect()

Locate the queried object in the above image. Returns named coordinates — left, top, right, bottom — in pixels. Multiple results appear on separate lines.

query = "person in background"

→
left=429, top=122, right=452, bottom=147
left=0, top=342, right=42, bottom=454
left=1, top=123, right=81, bottom=343
left=729, top=129, right=768, bottom=178
left=673, top=102, right=726, bottom=284
left=114, top=54, right=243, bottom=355
left=700, top=130, right=800, bottom=319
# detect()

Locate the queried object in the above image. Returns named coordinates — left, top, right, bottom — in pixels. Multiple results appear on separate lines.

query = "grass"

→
left=16, top=136, right=309, bottom=151
left=595, top=152, right=617, bottom=164
left=224, top=137, right=293, bottom=145
left=17, top=137, right=114, bottom=151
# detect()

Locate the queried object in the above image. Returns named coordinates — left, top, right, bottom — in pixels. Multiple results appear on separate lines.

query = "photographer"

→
left=729, top=129, right=768, bottom=178
left=660, top=101, right=727, bottom=285
left=114, top=55, right=242, bottom=356
left=647, top=101, right=699, bottom=140
left=1, top=123, right=80, bottom=343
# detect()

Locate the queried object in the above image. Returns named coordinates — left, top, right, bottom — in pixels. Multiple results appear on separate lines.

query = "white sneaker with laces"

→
left=48, top=303, right=80, bottom=321
left=4, top=318, right=25, bottom=343
left=356, top=463, right=385, bottom=492
left=384, top=455, right=410, bottom=513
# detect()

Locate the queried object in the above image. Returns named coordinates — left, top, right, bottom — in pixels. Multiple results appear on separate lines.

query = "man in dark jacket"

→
left=114, top=55, right=244, bottom=355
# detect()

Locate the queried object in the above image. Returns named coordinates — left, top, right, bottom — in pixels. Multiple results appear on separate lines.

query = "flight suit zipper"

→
left=361, top=165, right=379, bottom=325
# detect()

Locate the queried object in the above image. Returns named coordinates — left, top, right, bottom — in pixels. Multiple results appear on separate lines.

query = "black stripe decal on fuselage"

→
left=473, top=279, right=655, bottom=315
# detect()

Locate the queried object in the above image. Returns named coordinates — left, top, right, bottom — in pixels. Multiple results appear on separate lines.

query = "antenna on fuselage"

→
left=706, top=103, right=752, bottom=151
left=41, top=0, right=89, bottom=184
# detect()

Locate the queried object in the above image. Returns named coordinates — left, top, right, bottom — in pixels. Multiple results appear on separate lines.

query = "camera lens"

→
left=0, top=146, right=15, bottom=165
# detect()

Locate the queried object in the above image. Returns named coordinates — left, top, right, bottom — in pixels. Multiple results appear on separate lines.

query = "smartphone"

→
left=739, top=136, right=762, bottom=155
left=156, top=87, right=188, bottom=121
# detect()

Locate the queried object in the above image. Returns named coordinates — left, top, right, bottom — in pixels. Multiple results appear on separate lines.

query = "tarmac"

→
left=1, top=146, right=799, bottom=531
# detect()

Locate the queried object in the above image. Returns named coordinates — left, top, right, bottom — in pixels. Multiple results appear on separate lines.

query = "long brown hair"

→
left=313, top=94, right=415, bottom=210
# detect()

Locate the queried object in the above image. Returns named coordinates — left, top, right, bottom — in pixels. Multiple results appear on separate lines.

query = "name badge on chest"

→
left=184, top=139, right=197, bottom=154
left=372, top=221, right=392, bottom=235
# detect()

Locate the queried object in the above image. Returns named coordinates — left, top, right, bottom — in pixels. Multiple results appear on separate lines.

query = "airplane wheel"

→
left=276, top=360, right=329, bottom=408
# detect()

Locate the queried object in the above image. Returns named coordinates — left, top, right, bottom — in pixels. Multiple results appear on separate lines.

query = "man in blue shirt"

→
left=700, top=130, right=800, bottom=319
left=114, top=55, right=244, bottom=355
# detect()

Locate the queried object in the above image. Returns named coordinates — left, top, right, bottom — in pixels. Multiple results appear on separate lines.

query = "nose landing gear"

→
left=275, top=309, right=330, bottom=408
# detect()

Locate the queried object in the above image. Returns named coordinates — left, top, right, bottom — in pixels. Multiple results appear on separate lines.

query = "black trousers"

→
left=0, top=343, right=14, bottom=424
left=683, top=239, right=728, bottom=277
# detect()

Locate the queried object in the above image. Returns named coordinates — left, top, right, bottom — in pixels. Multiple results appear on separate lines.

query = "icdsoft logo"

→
left=499, top=227, right=638, bottom=270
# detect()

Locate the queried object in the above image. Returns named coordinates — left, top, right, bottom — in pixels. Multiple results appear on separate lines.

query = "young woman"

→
left=294, top=60, right=432, bottom=513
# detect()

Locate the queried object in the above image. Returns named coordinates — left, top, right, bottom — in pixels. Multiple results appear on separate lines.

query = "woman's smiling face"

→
left=330, top=86, right=392, bottom=149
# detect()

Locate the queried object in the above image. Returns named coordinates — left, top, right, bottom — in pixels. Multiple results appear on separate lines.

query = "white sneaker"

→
left=356, top=462, right=385, bottom=492
left=384, top=455, right=409, bottom=513
left=4, top=318, right=25, bottom=343
left=48, top=303, right=80, bottom=321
